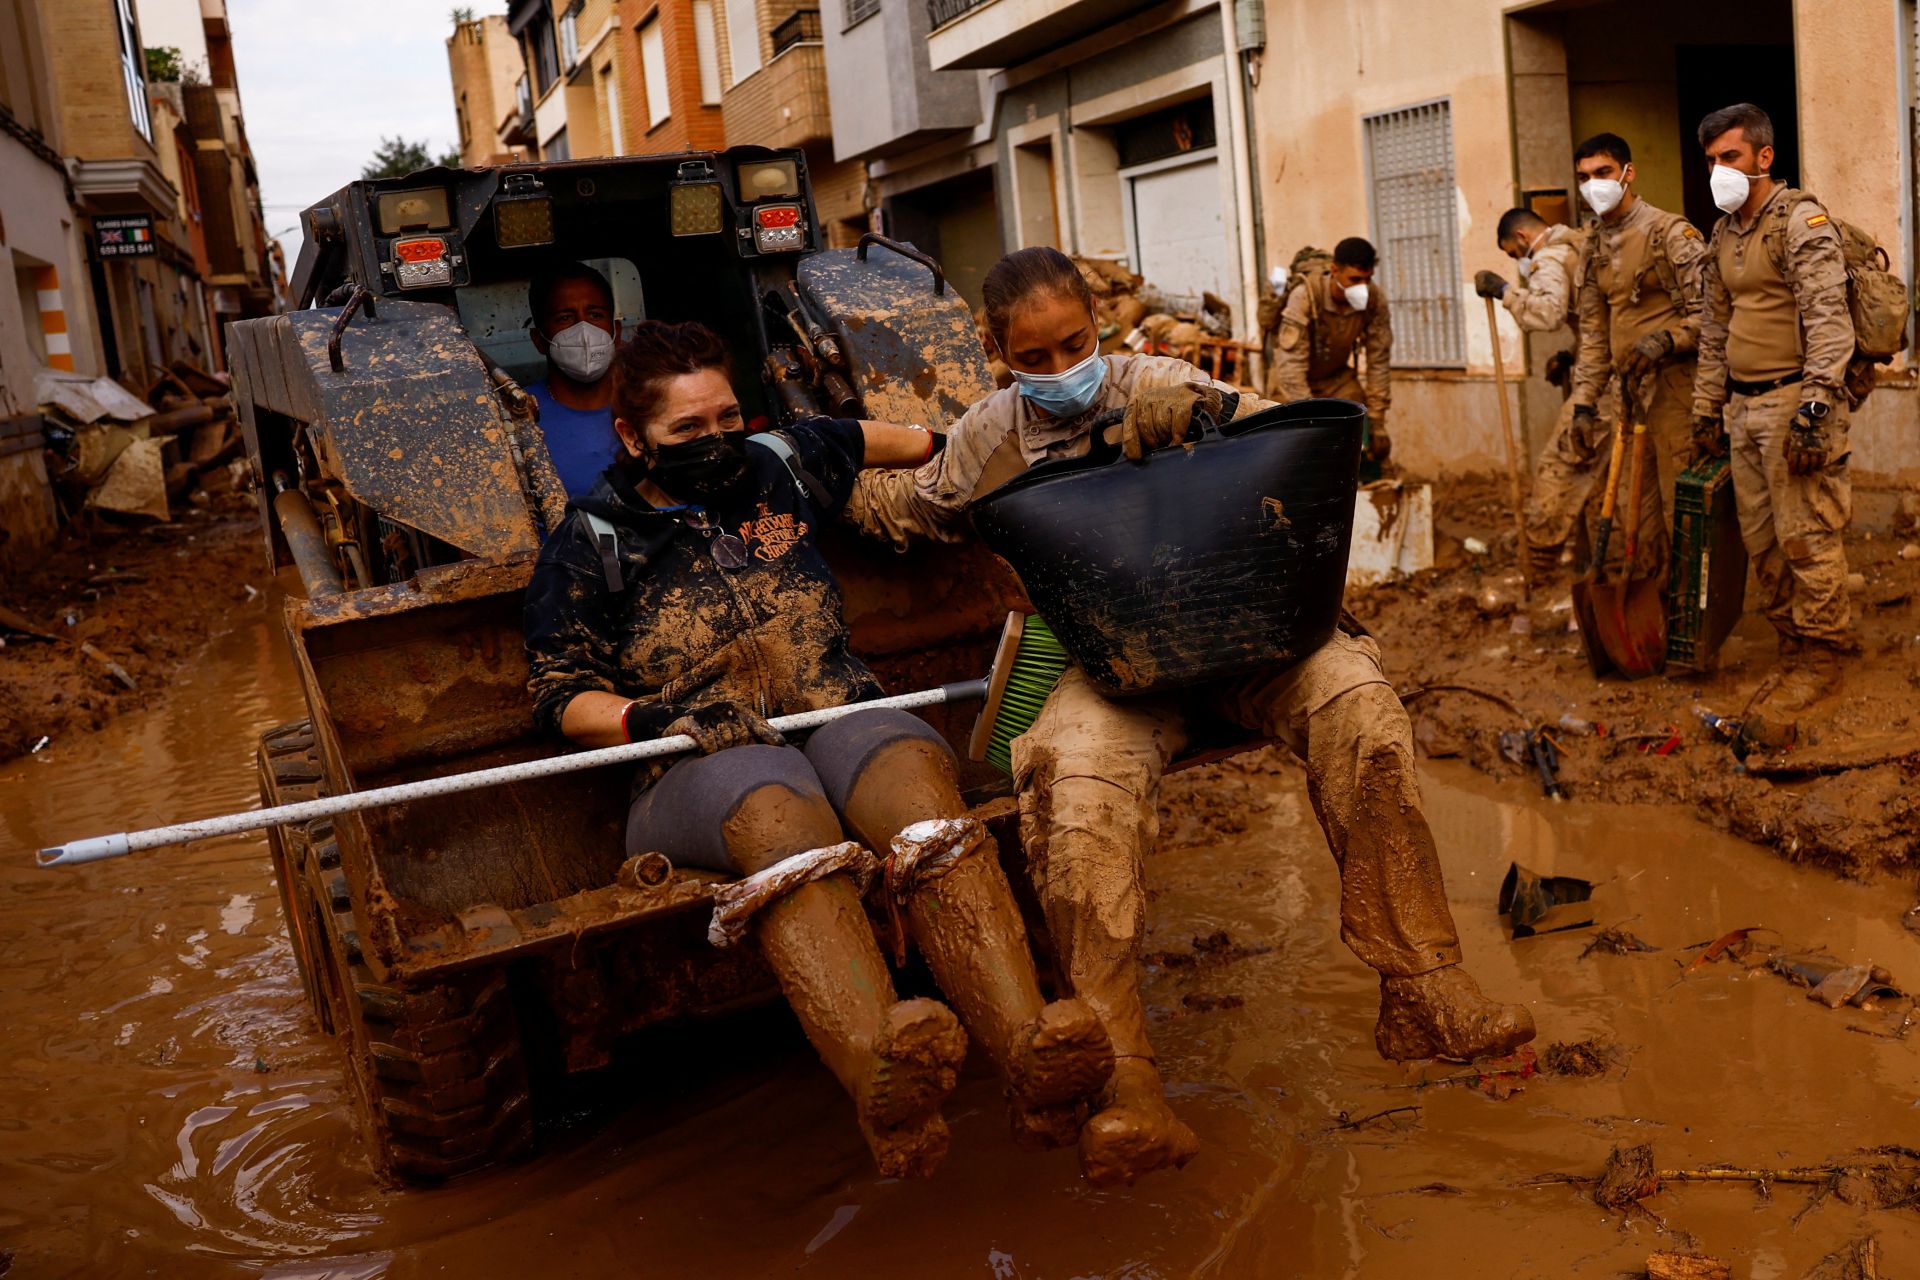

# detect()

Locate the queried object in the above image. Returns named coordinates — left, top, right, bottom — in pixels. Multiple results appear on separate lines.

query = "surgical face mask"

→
left=646, top=431, right=748, bottom=503
left=1710, top=163, right=1765, bottom=214
left=544, top=321, right=615, bottom=382
left=1013, top=350, right=1107, bottom=419
left=1343, top=282, right=1370, bottom=312
left=1515, top=229, right=1547, bottom=280
left=1579, top=177, right=1625, bottom=217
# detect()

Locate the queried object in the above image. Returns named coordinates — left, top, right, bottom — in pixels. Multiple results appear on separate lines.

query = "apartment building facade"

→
left=449, top=0, right=865, bottom=244
left=1249, top=0, right=1919, bottom=497
left=822, top=0, right=1261, bottom=317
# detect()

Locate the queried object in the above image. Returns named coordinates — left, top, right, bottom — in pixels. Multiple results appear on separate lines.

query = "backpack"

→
left=1760, top=191, right=1911, bottom=404
left=1259, top=245, right=1332, bottom=334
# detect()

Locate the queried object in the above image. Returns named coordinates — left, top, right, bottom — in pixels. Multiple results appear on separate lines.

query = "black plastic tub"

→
left=971, top=398, right=1365, bottom=697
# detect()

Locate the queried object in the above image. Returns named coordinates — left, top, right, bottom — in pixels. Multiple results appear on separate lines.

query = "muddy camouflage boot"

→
left=1078, top=1056, right=1201, bottom=1188
left=1374, top=964, right=1536, bottom=1062
left=807, top=711, right=1115, bottom=1147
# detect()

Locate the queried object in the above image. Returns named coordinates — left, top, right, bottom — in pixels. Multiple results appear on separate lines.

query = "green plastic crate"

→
left=1665, top=457, right=1748, bottom=670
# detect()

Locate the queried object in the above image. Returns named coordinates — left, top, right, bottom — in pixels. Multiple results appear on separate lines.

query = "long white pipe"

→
left=1219, top=0, right=1261, bottom=367
left=38, top=680, right=988, bottom=868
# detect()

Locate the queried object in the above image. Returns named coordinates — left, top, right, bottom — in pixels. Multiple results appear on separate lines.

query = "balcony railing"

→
left=927, top=0, right=992, bottom=29
left=771, top=8, right=822, bottom=55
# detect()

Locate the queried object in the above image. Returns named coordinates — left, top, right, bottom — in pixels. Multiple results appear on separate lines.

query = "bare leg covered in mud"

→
left=1014, top=669, right=1200, bottom=1187
left=629, top=745, right=966, bottom=1177
left=1217, top=629, right=1536, bottom=1062
left=806, top=710, right=1114, bottom=1150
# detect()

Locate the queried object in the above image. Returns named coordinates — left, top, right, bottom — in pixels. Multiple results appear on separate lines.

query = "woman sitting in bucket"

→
left=849, top=246, right=1538, bottom=1187
left=523, top=319, right=1115, bottom=1178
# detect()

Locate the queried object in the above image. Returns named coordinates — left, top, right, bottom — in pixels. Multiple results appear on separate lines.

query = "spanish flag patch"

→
left=1807, top=213, right=1830, bottom=227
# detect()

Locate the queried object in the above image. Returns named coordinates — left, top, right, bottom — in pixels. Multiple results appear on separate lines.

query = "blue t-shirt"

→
left=527, top=379, right=619, bottom=498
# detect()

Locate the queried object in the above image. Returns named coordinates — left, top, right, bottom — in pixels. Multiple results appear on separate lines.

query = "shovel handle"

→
left=1620, top=421, right=1649, bottom=566
left=1588, top=399, right=1632, bottom=574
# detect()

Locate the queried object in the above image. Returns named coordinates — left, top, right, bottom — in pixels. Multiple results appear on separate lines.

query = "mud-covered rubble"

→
left=0, top=500, right=264, bottom=762
left=1349, top=474, right=1920, bottom=878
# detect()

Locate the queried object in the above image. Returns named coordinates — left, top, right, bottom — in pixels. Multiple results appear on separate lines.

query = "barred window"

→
left=845, top=0, right=879, bottom=28
left=1363, top=99, right=1464, bottom=367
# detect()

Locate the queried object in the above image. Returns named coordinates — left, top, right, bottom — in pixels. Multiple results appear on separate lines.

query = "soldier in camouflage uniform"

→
left=1475, top=207, right=1617, bottom=575
left=1270, top=237, right=1395, bottom=465
left=1568, top=132, right=1710, bottom=577
left=1691, top=103, right=1859, bottom=708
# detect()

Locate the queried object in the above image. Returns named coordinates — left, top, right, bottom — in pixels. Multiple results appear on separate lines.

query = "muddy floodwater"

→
left=3, top=600, right=1917, bottom=1277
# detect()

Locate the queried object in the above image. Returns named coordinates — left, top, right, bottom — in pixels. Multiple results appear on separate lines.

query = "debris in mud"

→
left=1804, top=1236, right=1882, bottom=1280
left=1581, top=925, right=1659, bottom=957
left=1677, top=926, right=1774, bottom=976
left=1594, top=1142, right=1661, bottom=1209
left=1144, top=929, right=1274, bottom=969
left=1538, top=1142, right=1920, bottom=1217
left=1328, top=1104, right=1421, bottom=1133
left=1178, top=992, right=1245, bottom=1014
left=1539, top=1038, right=1624, bottom=1078
left=1645, top=1251, right=1732, bottom=1280
left=1498, top=862, right=1595, bottom=937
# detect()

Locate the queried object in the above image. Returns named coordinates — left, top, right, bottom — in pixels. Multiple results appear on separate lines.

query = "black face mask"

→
left=646, top=432, right=748, bottom=504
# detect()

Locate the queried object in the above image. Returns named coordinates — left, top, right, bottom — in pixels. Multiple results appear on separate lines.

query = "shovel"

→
left=1576, top=383, right=1666, bottom=679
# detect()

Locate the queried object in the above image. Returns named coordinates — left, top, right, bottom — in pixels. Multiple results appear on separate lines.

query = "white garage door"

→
left=1127, top=154, right=1229, bottom=301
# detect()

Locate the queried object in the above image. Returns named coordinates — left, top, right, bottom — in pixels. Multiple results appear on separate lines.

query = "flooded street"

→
left=3, top=600, right=1917, bottom=1278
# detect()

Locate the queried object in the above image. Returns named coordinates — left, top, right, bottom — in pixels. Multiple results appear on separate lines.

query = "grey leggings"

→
left=625, top=708, right=951, bottom=873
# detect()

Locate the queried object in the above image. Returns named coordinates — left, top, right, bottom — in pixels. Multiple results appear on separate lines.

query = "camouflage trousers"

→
left=1009, top=630, right=1462, bottom=1061
left=1523, top=384, right=1618, bottom=557
left=1727, top=384, right=1854, bottom=646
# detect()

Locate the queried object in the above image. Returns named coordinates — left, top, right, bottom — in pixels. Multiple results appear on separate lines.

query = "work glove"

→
left=1785, top=402, right=1832, bottom=476
left=663, top=701, right=788, bottom=755
left=1544, top=349, right=1575, bottom=391
left=1691, top=413, right=1729, bottom=463
left=1473, top=270, right=1509, bottom=300
left=1619, top=329, right=1674, bottom=379
left=1364, top=411, right=1392, bottom=463
left=1119, top=382, right=1224, bottom=461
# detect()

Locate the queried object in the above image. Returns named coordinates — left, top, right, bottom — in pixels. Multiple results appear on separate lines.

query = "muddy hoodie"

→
left=524, top=417, right=881, bottom=742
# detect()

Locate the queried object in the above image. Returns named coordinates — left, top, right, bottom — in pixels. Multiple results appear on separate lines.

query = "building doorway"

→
left=882, top=165, right=1001, bottom=309
left=1674, top=43, right=1797, bottom=230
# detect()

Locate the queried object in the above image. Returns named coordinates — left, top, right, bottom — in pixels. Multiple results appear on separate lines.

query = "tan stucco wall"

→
left=1252, top=0, right=1524, bottom=475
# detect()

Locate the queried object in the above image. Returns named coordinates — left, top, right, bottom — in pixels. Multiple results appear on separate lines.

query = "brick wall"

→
left=41, top=0, right=156, bottom=162
left=621, top=0, right=726, bottom=154
left=719, top=42, right=829, bottom=151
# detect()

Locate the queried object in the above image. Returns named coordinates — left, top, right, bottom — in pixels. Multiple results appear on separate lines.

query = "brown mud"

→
left=0, top=501, right=264, bottom=764
left=5, top=598, right=1919, bottom=1275
left=1350, top=474, right=1920, bottom=878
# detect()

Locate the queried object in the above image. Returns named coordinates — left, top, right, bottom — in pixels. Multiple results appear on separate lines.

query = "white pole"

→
left=38, top=680, right=988, bottom=868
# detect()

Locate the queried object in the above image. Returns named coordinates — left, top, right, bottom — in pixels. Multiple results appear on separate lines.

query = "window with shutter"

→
left=1363, top=100, right=1465, bottom=367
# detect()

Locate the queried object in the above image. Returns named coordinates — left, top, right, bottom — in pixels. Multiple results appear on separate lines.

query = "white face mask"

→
left=1343, top=283, right=1370, bottom=312
left=1579, top=177, right=1626, bottom=217
left=545, top=321, right=615, bottom=382
left=1710, top=163, right=1765, bottom=214
left=1515, top=229, right=1547, bottom=281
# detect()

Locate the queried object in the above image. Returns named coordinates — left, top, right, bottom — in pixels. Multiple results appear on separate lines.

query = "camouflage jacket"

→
left=1270, top=274, right=1392, bottom=416
left=1502, top=223, right=1586, bottom=334
left=1571, top=198, right=1709, bottom=409
left=524, top=418, right=880, bottom=741
left=844, top=353, right=1267, bottom=548
left=1693, top=184, right=1855, bottom=413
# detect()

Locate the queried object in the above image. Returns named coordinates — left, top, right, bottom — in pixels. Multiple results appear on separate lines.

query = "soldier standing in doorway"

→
left=1690, top=102, right=1859, bottom=709
left=1567, top=133, right=1710, bottom=575
left=1474, top=207, right=1610, bottom=576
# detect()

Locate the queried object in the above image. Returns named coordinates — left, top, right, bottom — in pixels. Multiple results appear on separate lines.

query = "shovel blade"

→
left=1580, top=572, right=1667, bottom=679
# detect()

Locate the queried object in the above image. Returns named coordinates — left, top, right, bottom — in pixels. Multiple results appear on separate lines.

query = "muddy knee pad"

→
left=627, top=745, right=836, bottom=874
left=803, top=708, right=959, bottom=843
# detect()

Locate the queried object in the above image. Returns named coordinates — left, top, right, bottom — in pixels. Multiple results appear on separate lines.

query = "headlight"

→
left=670, top=161, right=725, bottom=236
left=737, top=158, right=800, bottom=200
left=375, top=188, right=450, bottom=233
